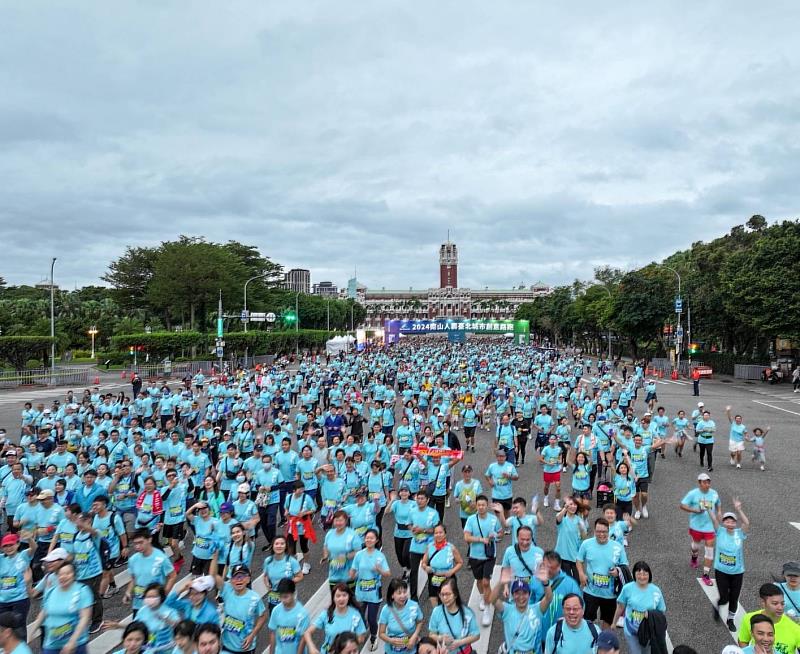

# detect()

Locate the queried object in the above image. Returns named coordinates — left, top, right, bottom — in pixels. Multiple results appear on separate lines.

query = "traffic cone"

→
left=671, top=369, right=678, bottom=380
left=93, top=376, right=100, bottom=385
left=121, top=371, right=126, bottom=379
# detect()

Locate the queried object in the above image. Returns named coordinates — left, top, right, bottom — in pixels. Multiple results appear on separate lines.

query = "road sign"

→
left=676, top=326, right=684, bottom=337
left=675, top=298, right=683, bottom=313
left=215, top=346, right=224, bottom=357
left=240, top=310, right=249, bottom=321
left=266, top=312, right=276, bottom=323
left=248, top=312, right=267, bottom=322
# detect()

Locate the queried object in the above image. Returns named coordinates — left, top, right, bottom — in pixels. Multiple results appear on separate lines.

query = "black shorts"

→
left=468, top=557, right=495, bottom=581
left=190, top=557, right=211, bottom=576
left=427, top=574, right=448, bottom=598
left=102, top=556, right=117, bottom=572
left=635, top=478, right=650, bottom=492
left=584, top=593, right=616, bottom=625
left=162, top=523, right=186, bottom=540
left=493, top=498, right=512, bottom=511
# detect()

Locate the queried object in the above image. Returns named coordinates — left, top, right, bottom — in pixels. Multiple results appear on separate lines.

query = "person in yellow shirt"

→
left=737, top=583, right=800, bottom=653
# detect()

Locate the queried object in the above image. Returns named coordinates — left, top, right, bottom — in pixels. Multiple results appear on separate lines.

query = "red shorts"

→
left=543, top=471, right=561, bottom=484
left=689, top=528, right=715, bottom=542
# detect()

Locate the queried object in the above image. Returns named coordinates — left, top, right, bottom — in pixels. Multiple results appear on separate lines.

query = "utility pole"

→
left=326, top=299, right=330, bottom=332
left=295, top=291, right=300, bottom=359
left=661, top=264, right=683, bottom=374
left=50, top=258, right=57, bottom=384
left=217, top=290, right=224, bottom=374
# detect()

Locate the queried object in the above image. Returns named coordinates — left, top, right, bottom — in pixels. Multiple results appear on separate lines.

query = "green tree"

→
left=102, top=245, right=158, bottom=312
left=612, top=269, right=670, bottom=357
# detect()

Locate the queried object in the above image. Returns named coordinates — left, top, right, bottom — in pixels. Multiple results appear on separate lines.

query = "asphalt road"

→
left=1, top=369, right=798, bottom=653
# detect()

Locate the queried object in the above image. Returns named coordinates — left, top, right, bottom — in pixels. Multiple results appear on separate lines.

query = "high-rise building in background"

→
left=312, top=281, right=338, bottom=297
left=282, top=268, right=310, bottom=294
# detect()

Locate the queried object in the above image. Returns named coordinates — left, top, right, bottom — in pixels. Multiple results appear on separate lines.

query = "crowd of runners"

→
left=0, top=340, right=797, bottom=654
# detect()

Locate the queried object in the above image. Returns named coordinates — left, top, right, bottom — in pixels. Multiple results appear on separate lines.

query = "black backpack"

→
left=552, top=618, right=598, bottom=652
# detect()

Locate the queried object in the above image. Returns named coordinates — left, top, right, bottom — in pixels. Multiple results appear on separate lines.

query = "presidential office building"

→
left=350, top=240, right=551, bottom=328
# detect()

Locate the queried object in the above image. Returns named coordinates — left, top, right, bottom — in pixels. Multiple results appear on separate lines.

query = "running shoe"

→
left=708, top=467, right=713, bottom=472
left=690, top=555, right=699, bottom=569
left=634, top=510, right=641, bottom=520
left=641, top=506, right=649, bottom=519
left=730, top=459, right=735, bottom=466
left=736, top=464, right=741, bottom=469
left=712, top=603, right=721, bottom=622
left=543, top=497, right=549, bottom=508
left=482, top=607, right=491, bottom=627
left=113, top=557, right=127, bottom=568
left=302, top=562, right=311, bottom=574
left=445, top=498, right=450, bottom=508
left=101, top=588, right=117, bottom=599
left=479, top=599, right=486, bottom=611
left=727, top=618, right=737, bottom=632
left=553, top=500, right=562, bottom=511
left=760, top=465, right=765, bottom=471
left=702, top=573, right=713, bottom=586
left=89, top=623, right=103, bottom=635
left=370, top=637, right=378, bottom=651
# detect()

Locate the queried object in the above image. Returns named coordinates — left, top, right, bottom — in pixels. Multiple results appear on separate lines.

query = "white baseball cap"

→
left=237, top=483, right=251, bottom=494
left=43, top=547, right=69, bottom=562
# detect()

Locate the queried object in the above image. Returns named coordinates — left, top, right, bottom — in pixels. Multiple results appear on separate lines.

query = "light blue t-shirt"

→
left=576, top=537, right=628, bottom=599
left=555, top=515, right=584, bottom=562
left=262, top=554, right=301, bottom=606
left=324, top=527, right=359, bottom=582
left=617, top=581, right=666, bottom=635
left=352, top=548, right=389, bottom=604
left=268, top=600, right=310, bottom=654
left=137, top=603, right=182, bottom=652
left=541, top=446, right=561, bottom=474
left=128, top=549, right=174, bottom=609
left=429, top=604, right=480, bottom=644
left=486, top=462, right=517, bottom=500
left=544, top=619, right=597, bottom=654
left=714, top=527, right=747, bottom=575
left=43, top=582, right=94, bottom=649
left=408, top=505, right=440, bottom=554
left=313, top=606, right=367, bottom=654
left=499, top=602, right=544, bottom=653
left=729, top=422, right=747, bottom=443
left=681, top=488, right=720, bottom=532
left=0, top=550, right=31, bottom=602
left=220, top=583, right=266, bottom=653
left=378, top=601, right=424, bottom=654
left=464, top=513, right=500, bottom=560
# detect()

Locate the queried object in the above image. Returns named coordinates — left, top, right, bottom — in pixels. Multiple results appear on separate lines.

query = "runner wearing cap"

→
left=453, top=465, right=482, bottom=529
left=778, top=561, right=800, bottom=624
left=596, top=629, right=620, bottom=653
left=165, top=574, right=221, bottom=625
left=695, top=410, right=716, bottom=471
left=0, top=532, right=34, bottom=632
left=680, top=473, right=721, bottom=585
left=708, top=498, right=750, bottom=632
left=210, top=557, right=268, bottom=654
left=31, top=488, right=64, bottom=581
left=490, top=564, right=554, bottom=653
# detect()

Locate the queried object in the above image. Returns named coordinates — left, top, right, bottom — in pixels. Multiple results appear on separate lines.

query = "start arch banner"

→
left=384, top=319, right=529, bottom=345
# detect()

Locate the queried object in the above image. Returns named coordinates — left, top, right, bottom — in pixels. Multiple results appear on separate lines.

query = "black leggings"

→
left=699, top=443, right=714, bottom=468
left=361, top=601, right=381, bottom=639
left=715, top=570, right=744, bottom=614
left=395, top=537, right=411, bottom=569
left=561, top=559, right=580, bottom=583
left=518, top=434, right=529, bottom=464
left=287, top=534, right=309, bottom=556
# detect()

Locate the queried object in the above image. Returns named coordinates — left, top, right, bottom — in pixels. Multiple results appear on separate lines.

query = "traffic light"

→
left=129, top=346, right=135, bottom=356
left=283, top=310, right=297, bottom=324
left=688, top=342, right=700, bottom=355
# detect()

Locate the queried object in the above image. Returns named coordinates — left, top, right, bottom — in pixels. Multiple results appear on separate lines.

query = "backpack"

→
left=552, top=618, right=598, bottom=652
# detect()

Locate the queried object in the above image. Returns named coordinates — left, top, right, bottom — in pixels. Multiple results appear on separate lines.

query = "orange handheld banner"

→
left=411, top=444, right=464, bottom=460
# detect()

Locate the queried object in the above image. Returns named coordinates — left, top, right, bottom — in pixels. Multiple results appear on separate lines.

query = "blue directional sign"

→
left=675, top=298, right=683, bottom=313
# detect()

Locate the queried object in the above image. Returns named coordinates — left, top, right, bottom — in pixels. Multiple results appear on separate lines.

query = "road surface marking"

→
left=261, top=581, right=333, bottom=654
left=752, top=400, right=800, bottom=416
left=790, top=522, right=800, bottom=533
left=468, top=565, right=501, bottom=654
left=696, top=577, right=747, bottom=643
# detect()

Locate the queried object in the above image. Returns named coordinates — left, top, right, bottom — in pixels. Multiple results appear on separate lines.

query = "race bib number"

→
left=1, top=576, right=16, bottom=590
left=414, top=532, right=427, bottom=542
left=324, top=499, right=337, bottom=508
left=389, top=637, right=409, bottom=653
left=170, top=505, right=183, bottom=516
left=592, top=573, right=611, bottom=589
left=431, top=574, right=446, bottom=587
left=277, top=626, right=297, bottom=642
left=267, top=590, right=280, bottom=605
left=74, top=551, right=89, bottom=563
left=718, top=553, right=737, bottom=568
left=194, top=536, right=211, bottom=551
left=50, top=622, right=74, bottom=641
left=223, top=615, right=245, bottom=634
left=133, top=584, right=145, bottom=599
left=358, top=578, right=378, bottom=593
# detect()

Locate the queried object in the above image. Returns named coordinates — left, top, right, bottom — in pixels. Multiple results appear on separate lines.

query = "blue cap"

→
left=220, top=502, right=234, bottom=514
left=596, top=630, right=620, bottom=651
left=510, top=580, right=530, bottom=594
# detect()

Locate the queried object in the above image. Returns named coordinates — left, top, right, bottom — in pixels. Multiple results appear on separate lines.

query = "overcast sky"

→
left=2, top=2, right=798, bottom=292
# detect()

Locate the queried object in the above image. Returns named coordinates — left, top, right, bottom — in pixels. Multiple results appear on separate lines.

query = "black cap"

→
left=230, top=564, right=251, bottom=577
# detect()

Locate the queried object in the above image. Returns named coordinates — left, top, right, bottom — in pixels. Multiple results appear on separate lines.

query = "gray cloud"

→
left=1, top=1, right=798, bottom=292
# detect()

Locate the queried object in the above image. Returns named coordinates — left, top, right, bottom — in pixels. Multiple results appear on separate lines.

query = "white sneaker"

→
left=302, top=562, right=311, bottom=574
left=481, top=607, right=492, bottom=627
left=642, top=506, right=649, bottom=519
left=730, top=459, right=735, bottom=466
left=616, top=616, right=625, bottom=628
left=554, top=500, right=562, bottom=511
left=479, top=599, right=486, bottom=611
left=445, top=498, right=450, bottom=508
left=634, top=510, right=642, bottom=520
left=562, top=465, right=567, bottom=472
left=736, top=464, right=741, bottom=469
left=760, top=465, right=765, bottom=471
left=543, top=496, right=550, bottom=508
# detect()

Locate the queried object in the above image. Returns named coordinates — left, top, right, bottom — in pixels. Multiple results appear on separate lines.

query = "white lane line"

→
left=790, top=522, right=800, bottom=533
left=696, top=577, right=747, bottom=643
left=752, top=400, right=800, bottom=416
left=261, top=581, right=332, bottom=654
left=469, top=565, right=501, bottom=654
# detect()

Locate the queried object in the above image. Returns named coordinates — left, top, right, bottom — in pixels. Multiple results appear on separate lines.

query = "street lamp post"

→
left=295, top=291, right=300, bottom=359
left=243, top=272, right=272, bottom=367
left=661, top=264, right=683, bottom=374
left=326, top=299, right=330, bottom=332
left=600, top=286, right=613, bottom=362
left=88, top=326, right=98, bottom=359
left=50, top=258, right=56, bottom=384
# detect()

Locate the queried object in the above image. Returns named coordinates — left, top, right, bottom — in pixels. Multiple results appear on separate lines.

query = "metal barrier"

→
left=734, top=364, right=766, bottom=381
left=0, top=367, right=92, bottom=389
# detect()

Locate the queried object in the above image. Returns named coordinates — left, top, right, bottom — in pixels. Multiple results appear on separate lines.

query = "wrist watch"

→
left=542, top=580, right=550, bottom=587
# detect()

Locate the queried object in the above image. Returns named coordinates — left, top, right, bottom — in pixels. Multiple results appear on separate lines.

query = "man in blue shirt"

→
left=576, top=518, right=628, bottom=629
